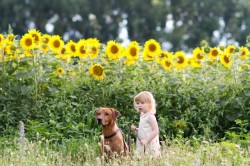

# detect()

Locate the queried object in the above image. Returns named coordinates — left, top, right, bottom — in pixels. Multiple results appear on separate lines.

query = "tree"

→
left=0, top=0, right=249, bottom=51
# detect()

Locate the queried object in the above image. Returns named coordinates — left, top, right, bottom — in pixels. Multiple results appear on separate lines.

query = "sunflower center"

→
left=93, top=66, right=103, bottom=76
left=25, top=38, right=32, bottom=46
left=229, top=48, right=234, bottom=53
left=92, top=47, right=97, bottom=54
left=42, top=45, right=48, bottom=50
left=149, top=44, right=156, bottom=52
left=165, top=61, right=171, bottom=67
left=111, top=45, right=118, bottom=54
left=32, top=34, right=39, bottom=42
left=147, top=54, right=153, bottom=58
left=9, top=46, right=15, bottom=52
left=224, top=56, right=230, bottom=63
left=130, top=47, right=137, bottom=57
left=177, top=56, right=184, bottom=64
left=197, top=53, right=203, bottom=59
left=61, top=48, right=66, bottom=54
left=53, top=40, right=60, bottom=48
left=44, top=38, right=49, bottom=44
left=80, top=46, right=86, bottom=54
left=160, top=53, right=165, bottom=58
left=8, top=35, right=14, bottom=41
left=212, top=50, right=218, bottom=57
left=241, top=51, right=246, bottom=56
left=71, top=45, right=76, bottom=52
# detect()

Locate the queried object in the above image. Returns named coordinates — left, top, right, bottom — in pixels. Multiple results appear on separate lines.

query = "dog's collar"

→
left=104, top=128, right=120, bottom=139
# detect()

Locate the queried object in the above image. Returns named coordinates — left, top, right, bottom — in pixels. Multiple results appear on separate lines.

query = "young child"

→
left=130, top=91, right=161, bottom=158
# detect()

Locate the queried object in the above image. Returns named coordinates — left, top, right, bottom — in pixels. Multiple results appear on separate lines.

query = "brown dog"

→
left=95, top=107, right=128, bottom=158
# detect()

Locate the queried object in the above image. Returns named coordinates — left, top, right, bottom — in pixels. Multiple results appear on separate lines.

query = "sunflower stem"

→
left=32, top=49, right=38, bottom=101
left=1, top=47, right=5, bottom=79
left=232, top=53, right=239, bottom=88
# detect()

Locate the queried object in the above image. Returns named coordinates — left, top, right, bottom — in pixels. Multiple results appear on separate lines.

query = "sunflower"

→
left=160, top=57, right=173, bottom=71
left=39, top=34, right=51, bottom=53
left=0, top=34, right=5, bottom=46
left=5, top=33, right=14, bottom=45
left=143, top=50, right=154, bottom=61
left=24, top=50, right=33, bottom=57
left=5, top=45, right=16, bottom=55
left=208, top=47, right=220, bottom=60
left=89, top=46, right=99, bottom=59
left=192, top=47, right=205, bottom=61
left=125, top=41, right=140, bottom=61
left=173, top=51, right=188, bottom=69
left=41, top=34, right=51, bottom=44
left=66, top=40, right=77, bottom=57
left=239, top=46, right=249, bottom=60
left=28, top=29, right=42, bottom=45
left=76, top=39, right=88, bottom=59
left=70, top=72, right=77, bottom=78
left=40, top=43, right=49, bottom=53
left=89, top=64, right=105, bottom=80
left=157, top=51, right=173, bottom=64
left=86, top=38, right=100, bottom=59
left=20, top=33, right=35, bottom=50
left=49, top=35, right=64, bottom=53
left=225, top=45, right=235, bottom=54
left=238, top=64, right=250, bottom=71
left=143, top=39, right=161, bottom=58
left=158, top=51, right=172, bottom=59
left=56, top=67, right=64, bottom=75
left=105, top=40, right=122, bottom=61
left=86, top=38, right=100, bottom=47
left=220, top=52, right=231, bottom=68
left=124, top=58, right=136, bottom=66
left=189, top=57, right=202, bottom=68
left=56, top=47, right=70, bottom=62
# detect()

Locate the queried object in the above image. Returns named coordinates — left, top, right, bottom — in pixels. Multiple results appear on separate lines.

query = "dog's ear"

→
left=111, top=108, right=120, bottom=121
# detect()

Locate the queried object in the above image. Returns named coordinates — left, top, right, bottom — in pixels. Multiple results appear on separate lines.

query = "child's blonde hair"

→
left=133, top=91, right=156, bottom=114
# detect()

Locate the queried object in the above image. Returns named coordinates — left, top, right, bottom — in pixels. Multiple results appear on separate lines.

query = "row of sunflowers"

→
left=0, top=29, right=250, bottom=80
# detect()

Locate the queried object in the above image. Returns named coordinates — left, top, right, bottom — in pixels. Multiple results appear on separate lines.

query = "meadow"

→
left=0, top=29, right=249, bottom=165
left=0, top=137, right=249, bottom=165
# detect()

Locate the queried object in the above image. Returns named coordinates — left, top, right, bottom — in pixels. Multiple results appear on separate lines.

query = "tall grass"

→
left=0, top=137, right=249, bottom=166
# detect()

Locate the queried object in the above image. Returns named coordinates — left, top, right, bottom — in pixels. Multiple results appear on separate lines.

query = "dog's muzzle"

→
left=97, top=118, right=103, bottom=125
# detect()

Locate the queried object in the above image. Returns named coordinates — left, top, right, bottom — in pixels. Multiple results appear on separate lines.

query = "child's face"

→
left=135, top=101, right=151, bottom=113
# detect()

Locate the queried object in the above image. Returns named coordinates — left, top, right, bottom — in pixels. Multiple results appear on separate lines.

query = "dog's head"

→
left=95, top=107, right=120, bottom=126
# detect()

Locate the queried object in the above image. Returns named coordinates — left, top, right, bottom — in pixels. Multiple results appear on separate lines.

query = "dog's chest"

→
left=104, top=138, right=113, bottom=145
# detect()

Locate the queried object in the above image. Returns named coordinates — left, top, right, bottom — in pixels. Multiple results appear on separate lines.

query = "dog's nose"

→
left=97, top=118, right=102, bottom=125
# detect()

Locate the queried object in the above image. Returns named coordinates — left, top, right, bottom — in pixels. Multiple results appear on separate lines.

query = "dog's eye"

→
left=97, top=112, right=100, bottom=116
left=105, top=113, right=109, bottom=116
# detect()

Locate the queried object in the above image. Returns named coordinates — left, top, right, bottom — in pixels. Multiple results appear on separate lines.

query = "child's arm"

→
left=130, top=124, right=138, bottom=132
left=140, top=114, right=159, bottom=145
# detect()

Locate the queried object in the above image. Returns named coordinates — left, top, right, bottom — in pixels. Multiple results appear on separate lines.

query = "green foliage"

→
left=1, top=50, right=250, bottom=143
left=225, top=119, right=250, bottom=148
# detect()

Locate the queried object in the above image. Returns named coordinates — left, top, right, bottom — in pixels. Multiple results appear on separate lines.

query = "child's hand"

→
left=140, top=139, right=148, bottom=145
left=130, top=124, right=137, bottom=132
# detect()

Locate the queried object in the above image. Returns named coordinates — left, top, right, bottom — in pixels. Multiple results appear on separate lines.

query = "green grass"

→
left=0, top=138, right=249, bottom=166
